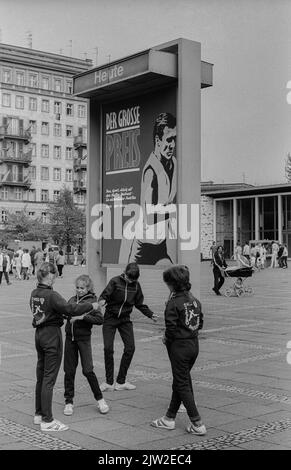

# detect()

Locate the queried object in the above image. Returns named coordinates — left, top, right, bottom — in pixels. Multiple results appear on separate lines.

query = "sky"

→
left=1, top=0, right=291, bottom=185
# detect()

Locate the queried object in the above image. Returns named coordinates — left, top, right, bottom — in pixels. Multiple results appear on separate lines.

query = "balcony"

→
left=0, top=126, right=31, bottom=144
left=73, top=179, right=87, bottom=193
left=0, top=175, right=31, bottom=188
left=74, top=135, right=87, bottom=149
left=0, top=149, right=32, bottom=166
left=73, top=156, right=87, bottom=171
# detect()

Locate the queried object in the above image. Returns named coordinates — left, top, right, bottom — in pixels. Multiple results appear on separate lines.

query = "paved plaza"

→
left=0, top=262, right=290, bottom=450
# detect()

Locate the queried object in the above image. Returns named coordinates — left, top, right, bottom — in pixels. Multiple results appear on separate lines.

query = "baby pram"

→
left=224, top=266, right=254, bottom=297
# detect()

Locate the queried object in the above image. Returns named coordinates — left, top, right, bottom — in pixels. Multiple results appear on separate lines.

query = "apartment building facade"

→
left=0, top=43, right=91, bottom=228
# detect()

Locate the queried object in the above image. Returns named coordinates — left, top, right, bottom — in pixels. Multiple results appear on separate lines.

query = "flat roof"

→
left=202, top=182, right=291, bottom=198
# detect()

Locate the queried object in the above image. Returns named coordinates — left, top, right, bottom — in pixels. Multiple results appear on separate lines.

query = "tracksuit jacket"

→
left=99, top=274, right=154, bottom=320
left=65, top=292, right=103, bottom=341
left=30, top=284, right=94, bottom=328
left=164, top=290, right=204, bottom=343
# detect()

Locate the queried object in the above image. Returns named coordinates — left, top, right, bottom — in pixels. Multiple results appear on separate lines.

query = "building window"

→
left=65, top=81, right=73, bottom=94
left=41, top=211, right=48, bottom=223
left=28, top=211, right=35, bottom=217
left=1, top=210, right=7, bottom=223
left=66, top=103, right=74, bottom=116
left=41, top=167, right=49, bottom=180
left=54, top=123, right=62, bottom=137
left=66, top=147, right=73, bottom=160
left=15, top=95, right=24, bottom=109
left=41, top=99, right=50, bottom=112
left=30, top=166, right=36, bottom=180
left=42, top=76, right=49, bottom=90
left=29, top=97, right=37, bottom=111
left=41, top=144, right=49, bottom=158
left=41, top=191, right=49, bottom=202
left=53, top=190, right=60, bottom=202
left=77, top=193, right=85, bottom=204
left=53, top=145, right=61, bottom=159
left=15, top=188, right=23, bottom=200
left=54, top=78, right=62, bottom=92
left=2, top=93, right=11, bottom=107
left=41, top=122, right=49, bottom=135
left=1, top=188, right=8, bottom=201
left=29, top=120, right=37, bottom=134
left=78, top=105, right=86, bottom=118
left=16, top=71, right=25, bottom=86
left=31, top=143, right=36, bottom=157
left=28, top=189, right=36, bottom=201
left=54, top=101, right=62, bottom=114
left=29, top=73, right=38, bottom=88
left=53, top=168, right=61, bottom=181
left=65, top=169, right=73, bottom=182
left=3, top=69, right=12, bottom=83
left=66, top=125, right=73, bottom=137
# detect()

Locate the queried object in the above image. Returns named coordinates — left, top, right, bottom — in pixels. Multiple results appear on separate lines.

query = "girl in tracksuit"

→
left=98, top=262, right=158, bottom=392
left=63, top=275, right=109, bottom=416
left=30, top=263, right=96, bottom=432
left=152, top=265, right=206, bottom=436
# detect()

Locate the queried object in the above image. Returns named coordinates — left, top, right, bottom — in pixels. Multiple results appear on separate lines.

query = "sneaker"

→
left=64, top=403, right=74, bottom=416
left=97, top=398, right=109, bottom=414
left=33, top=415, right=42, bottom=425
left=115, top=382, right=136, bottom=391
left=40, top=419, right=69, bottom=432
left=151, top=416, right=175, bottom=430
left=186, top=421, right=207, bottom=436
left=178, top=404, right=187, bottom=413
left=100, top=382, right=115, bottom=392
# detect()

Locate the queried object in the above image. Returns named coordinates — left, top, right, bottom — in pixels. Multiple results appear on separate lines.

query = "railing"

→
left=0, top=149, right=32, bottom=165
left=74, top=135, right=87, bottom=147
left=0, top=175, right=31, bottom=187
left=73, top=156, right=87, bottom=170
left=73, top=179, right=87, bottom=192
left=0, top=125, right=31, bottom=142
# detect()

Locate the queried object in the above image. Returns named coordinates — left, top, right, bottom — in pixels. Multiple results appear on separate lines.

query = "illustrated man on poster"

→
left=119, top=112, right=177, bottom=265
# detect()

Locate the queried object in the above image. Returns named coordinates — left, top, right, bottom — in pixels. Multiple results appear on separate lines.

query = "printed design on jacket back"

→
left=183, top=299, right=200, bottom=332
left=31, top=296, right=46, bottom=326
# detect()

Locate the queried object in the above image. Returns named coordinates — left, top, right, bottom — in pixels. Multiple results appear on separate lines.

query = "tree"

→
left=285, top=153, right=291, bottom=182
left=3, top=208, right=48, bottom=243
left=48, top=187, right=86, bottom=256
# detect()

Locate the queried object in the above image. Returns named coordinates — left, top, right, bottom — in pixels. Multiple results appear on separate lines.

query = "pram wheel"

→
left=224, top=288, right=233, bottom=297
left=244, top=286, right=254, bottom=296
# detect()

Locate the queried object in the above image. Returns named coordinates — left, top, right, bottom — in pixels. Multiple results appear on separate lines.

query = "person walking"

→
left=30, top=262, right=97, bottom=432
left=209, top=241, right=217, bottom=266
left=98, top=262, right=158, bottom=391
left=212, top=246, right=227, bottom=295
left=243, top=242, right=250, bottom=261
left=56, top=250, right=65, bottom=278
left=30, top=246, right=37, bottom=276
left=34, top=248, right=45, bottom=273
left=73, top=249, right=78, bottom=266
left=63, top=275, right=109, bottom=416
left=22, top=249, right=32, bottom=280
left=270, top=241, right=279, bottom=268
left=281, top=244, right=288, bottom=268
left=0, top=248, right=12, bottom=285
left=234, top=242, right=242, bottom=267
left=151, top=265, right=206, bottom=436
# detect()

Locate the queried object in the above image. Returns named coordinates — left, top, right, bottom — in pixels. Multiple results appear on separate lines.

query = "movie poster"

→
left=102, top=86, right=177, bottom=265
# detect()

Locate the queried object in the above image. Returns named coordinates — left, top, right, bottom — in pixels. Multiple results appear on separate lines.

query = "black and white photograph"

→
left=0, top=0, right=290, bottom=457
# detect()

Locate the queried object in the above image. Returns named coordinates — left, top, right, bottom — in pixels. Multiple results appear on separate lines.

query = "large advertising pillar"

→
left=73, top=38, right=213, bottom=295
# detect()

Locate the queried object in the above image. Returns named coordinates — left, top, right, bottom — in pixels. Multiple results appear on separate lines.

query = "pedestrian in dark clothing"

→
left=151, top=265, right=206, bottom=435
left=30, top=262, right=96, bottom=432
left=212, top=246, right=227, bottom=295
left=30, top=246, right=37, bottom=275
left=98, top=262, right=158, bottom=392
left=63, top=275, right=109, bottom=416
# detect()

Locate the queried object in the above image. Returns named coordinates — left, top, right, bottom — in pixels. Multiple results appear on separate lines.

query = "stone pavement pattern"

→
left=0, top=262, right=290, bottom=450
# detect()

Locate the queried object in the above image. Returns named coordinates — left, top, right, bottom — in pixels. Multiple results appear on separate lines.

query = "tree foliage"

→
left=3, top=207, right=48, bottom=243
left=48, top=187, right=86, bottom=252
left=285, top=153, right=291, bottom=182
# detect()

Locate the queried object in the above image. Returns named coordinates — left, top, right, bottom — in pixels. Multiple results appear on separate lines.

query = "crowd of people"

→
left=30, top=261, right=206, bottom=436
left=0, top=245, right=67, bottom=285
left=210, top=239, right=289, bottom=295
